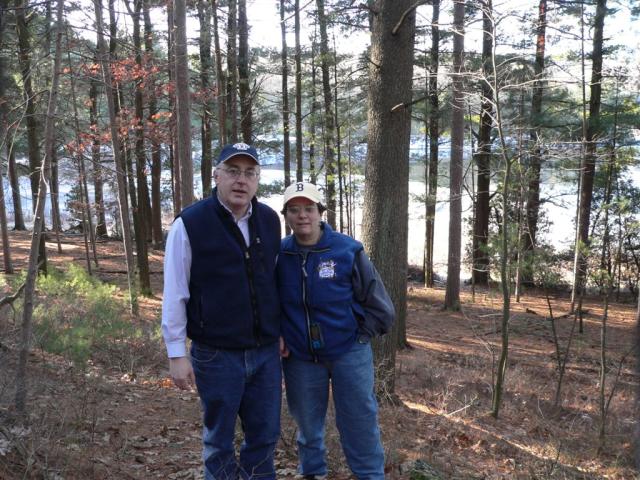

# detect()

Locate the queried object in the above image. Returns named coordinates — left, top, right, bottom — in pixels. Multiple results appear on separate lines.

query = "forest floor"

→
left=0, top=231, right=638, bottom=479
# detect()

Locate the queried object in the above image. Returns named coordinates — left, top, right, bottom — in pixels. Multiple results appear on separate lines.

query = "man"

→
left=161, top=143, right=282, bottom=480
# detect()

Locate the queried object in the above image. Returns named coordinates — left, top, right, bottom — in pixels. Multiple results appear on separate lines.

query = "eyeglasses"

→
left=220, top=167, right=260, bottom=180
left=286, top=205, right=318, bottom=216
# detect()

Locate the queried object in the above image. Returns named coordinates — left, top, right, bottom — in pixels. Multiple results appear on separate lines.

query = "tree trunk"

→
left=572, top=0, right=607, bottom=306
left=308, top=31, right=318, bottom=183
left=227, top=0, right=239, bottom=142
left=361, top=0, right=416, bottom=394
left=424, top=0, right=440, bottom=288
left=521, top=0, right=547, bottom=287
left=315, top=0, right=336, bottom=229
left=167, top=1, right=180, bottom=215
left=89, top=57, right=108, bottom=238
left=144, top=0, right=164, bottom=246
left=198, top=0, right=214, bottom=195
left=280, top=0, right=291, bottom=190
left=294, top=0, right=303, bottom=181
left=175, top=0, right=193, bottom=208
left=0, top=156, right=13, bottom=273
left=444, top=0, right=465, bottom=311
left=238, top=0, right=252, bottom=142
left=489, top=5, right=514, bottom=418
left=333, top=34, right=343, bottom=233
left=472, top=0, right=492, bottom=287
left=49, top=149, right=63, bottom=252
left=0, top=32, right=14, bottom=272
left=212, top=0, right=227, bottom=148
left=15, top=0, right=64, bottom=414
left=635, top=288, right=640, bottom=469
left=94, top=0, right=138, bottom=315
left=129, top=0, right=151, bottom=295
left=15, top=0, right=40, bottom=208
left=7, top=143, right=26, bottom=231
left=66, top=38, right=98, bottom=270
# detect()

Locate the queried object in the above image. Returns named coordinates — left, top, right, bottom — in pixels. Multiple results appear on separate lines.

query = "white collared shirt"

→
left=161, top=197, right=252, bottom=358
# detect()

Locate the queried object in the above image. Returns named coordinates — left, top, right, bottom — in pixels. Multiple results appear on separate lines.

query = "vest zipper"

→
left=301, top=252, right=318, bottom=363
left=229, top=220, right=261, bottom=347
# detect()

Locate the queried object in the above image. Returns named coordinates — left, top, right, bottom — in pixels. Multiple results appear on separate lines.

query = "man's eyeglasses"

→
left=286, top=205, right=318, bottom=216
left=220, top=167, right=260, bottom=180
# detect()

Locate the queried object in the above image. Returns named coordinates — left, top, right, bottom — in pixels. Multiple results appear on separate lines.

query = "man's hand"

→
left=169, top=356, right=196, bottom=390
left=279, top=336, right=290, bottom=358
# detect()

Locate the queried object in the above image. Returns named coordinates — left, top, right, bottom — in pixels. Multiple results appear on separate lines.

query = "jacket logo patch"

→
left=317, top=260, right=336, bottom=279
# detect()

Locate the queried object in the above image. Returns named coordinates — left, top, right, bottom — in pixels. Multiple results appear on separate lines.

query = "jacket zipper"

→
left=300, top=252, right=318, bottom=362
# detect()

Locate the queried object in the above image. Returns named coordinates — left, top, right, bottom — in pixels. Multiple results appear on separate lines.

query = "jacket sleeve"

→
left=352, top=249, right=395, bottom=338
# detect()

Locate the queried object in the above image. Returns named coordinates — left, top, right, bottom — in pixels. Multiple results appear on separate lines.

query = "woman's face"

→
left=285, top=197, right=322, bottom=245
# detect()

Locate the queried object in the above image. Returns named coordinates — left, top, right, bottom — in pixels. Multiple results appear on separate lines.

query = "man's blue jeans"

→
left=191, top=341, right=281, bottom=480
left=283, top=340, right=385, bottom=480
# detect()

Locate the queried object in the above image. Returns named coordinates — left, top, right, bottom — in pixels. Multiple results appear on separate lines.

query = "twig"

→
left=0, top=282, right=26, bottom=309
left=391, top=0, right=429, bottom=35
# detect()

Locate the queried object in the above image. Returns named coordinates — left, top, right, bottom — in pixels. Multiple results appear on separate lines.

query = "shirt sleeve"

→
left=352, top=249, right=395, bottom=338
left=161, top=217, right=192, bottom=358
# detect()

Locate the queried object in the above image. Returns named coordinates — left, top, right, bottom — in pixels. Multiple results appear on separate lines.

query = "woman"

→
left=277, top=181, right=394, bottom=480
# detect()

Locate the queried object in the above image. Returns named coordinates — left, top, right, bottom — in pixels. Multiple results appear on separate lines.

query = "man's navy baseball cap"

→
left=217, top=142, right=259, bottom=165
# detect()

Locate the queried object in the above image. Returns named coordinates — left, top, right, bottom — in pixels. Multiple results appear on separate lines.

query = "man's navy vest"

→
left=180, top=191, right=281, bottom=349
left=277, top=223, right=365, bottom=361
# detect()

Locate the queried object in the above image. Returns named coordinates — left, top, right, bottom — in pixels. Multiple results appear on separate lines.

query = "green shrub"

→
left=29, top=265, right=137, bottom=366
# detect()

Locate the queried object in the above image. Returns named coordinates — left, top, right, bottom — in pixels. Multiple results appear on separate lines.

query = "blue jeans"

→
left=191, top=341, right=282, bottom=480
left=283, top=340, right=385, bottom=480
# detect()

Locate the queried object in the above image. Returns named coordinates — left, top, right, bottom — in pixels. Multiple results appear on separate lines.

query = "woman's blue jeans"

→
left=283, top=341, right=385, bottom=480
left=191, top=341, right=282, bottom=480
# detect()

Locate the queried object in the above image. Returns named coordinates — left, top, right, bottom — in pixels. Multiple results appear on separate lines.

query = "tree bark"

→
left=226, top=0, right=239, bottom=142
left=212, top=0, right=227, bottom=148
left=424, top=0, right=439, bottom=288
left=49, top=149, right=63, bottom=252
left=238, top=0, right=252, bottom=142
left=472, top=0, right=492, bottom=287
left=316, top=0, right=336, bottom=229
left=294, top=0, right=303, bottom=181
left=174, top=0, right=193, bottom=208
left=362, top=0, right=416, bottom=394
left=89, top=61, right=107, bottom=238
left=280, top=0, right=291, bottom=189
left=143, top=0, right=163, bottom=246
left=198, top=0, right=214, bottom=195
left=635, top=288, right=640, bottom=469
left=66, top=39, right=98, bottom=270
left=15, top=0, right=40, bottom=208
left=444, top=0, right=465, bottom=311
left=308, top=31, right=318, bottom=182
left=0, top=29, right=14, bottom=272
left=167, top=1, right=180, bottom=214
left=521, top=0, right=547, bottom=287
left=129, top=0, right=151, bottom=295
left=15, top=0, right=64, bottom=414
left=7, top=144, right=26, bottom=230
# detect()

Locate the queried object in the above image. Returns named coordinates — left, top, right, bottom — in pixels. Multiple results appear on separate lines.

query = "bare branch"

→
left=392, top=0, right=429, bottom=35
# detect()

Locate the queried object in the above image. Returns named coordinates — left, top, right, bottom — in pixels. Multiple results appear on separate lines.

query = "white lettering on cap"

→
left=233, top=142, right=251, bottom=150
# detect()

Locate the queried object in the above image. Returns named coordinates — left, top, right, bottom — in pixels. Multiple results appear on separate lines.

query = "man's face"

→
left=214, top=156, right=260, bottom=215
